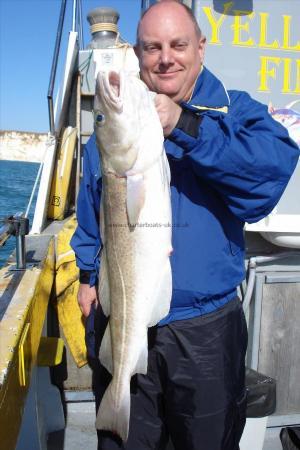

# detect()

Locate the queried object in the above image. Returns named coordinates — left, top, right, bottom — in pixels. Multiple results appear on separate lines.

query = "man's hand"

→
left=155, top=94, right=182, bottom=137
left=78, top=283, right=98, bottom=317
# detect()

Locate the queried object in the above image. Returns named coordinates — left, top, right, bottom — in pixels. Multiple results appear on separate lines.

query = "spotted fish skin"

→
left=94, top=71, right=172, bottom=442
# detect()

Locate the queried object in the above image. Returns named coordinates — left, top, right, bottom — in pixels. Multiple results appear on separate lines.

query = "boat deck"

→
left=47, top=399, right=283, bottom=450
left=47, top=402, right=97, bottom=450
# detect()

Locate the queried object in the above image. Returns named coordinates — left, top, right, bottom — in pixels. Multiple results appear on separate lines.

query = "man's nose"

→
left=160, top=46, right=174, bottom=65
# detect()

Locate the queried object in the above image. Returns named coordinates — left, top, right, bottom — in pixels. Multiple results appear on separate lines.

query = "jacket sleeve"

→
left=168, top=91, right=300, bottom=223
left=70, top=134, right=102, bottom=286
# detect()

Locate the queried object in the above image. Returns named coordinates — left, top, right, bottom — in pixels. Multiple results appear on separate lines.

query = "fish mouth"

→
left=108, top=71, right=121, bottom=97
left=97, top=71, right=124, bottom=112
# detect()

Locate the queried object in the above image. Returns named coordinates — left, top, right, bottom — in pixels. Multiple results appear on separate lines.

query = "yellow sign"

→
left=199, top=1, right=300, bottom=96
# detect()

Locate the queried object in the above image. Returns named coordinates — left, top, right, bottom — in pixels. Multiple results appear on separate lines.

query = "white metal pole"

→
left=72, top=0, right=77, bottom=32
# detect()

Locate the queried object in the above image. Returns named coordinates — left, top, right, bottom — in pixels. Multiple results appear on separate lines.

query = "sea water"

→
left=0, top=160, right=40, bottom=267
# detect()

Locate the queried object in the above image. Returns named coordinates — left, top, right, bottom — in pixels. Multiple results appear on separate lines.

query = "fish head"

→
left=94, top=70, right=150, bottom=175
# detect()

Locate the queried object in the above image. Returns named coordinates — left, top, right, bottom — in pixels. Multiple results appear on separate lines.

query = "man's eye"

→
left=144, top=45, right=159, bottom=53
left=175, top=43, right=187, bottom=50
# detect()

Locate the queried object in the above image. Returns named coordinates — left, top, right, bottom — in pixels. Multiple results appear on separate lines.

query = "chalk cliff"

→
left=0, top=131, right=47, bottom=163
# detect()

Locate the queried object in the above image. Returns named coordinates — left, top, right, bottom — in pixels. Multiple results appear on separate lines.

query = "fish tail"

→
left=95, top=380, right=130, bottom=442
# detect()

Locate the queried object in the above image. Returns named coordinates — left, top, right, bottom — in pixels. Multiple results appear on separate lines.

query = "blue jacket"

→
left=70, top=66, right=299, bottom=325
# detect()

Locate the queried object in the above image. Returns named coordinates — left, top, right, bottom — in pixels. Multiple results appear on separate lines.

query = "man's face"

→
left=135, top=3, right=206, bottom=103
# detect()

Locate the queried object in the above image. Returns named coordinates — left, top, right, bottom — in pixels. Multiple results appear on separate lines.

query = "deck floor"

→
left=47, top=401, right=283, bottom=450
left=47, top=403, right=97, bottom=450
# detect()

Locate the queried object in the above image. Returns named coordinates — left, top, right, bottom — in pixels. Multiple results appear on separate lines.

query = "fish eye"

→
left=94, top=111, right=105, bottom=127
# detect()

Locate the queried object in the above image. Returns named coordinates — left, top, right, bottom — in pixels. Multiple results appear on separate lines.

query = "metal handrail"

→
left=78, top=0, right=84, bottom=50
left=47, top=0, right=84, bottom=135
left=47, top=0, right=67, bottom=135
left=141, top=0, right=157, bottom=11
left=72, top=0, right=77, bottom=32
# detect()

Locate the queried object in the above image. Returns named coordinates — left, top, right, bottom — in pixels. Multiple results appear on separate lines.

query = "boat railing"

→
left=30, top=0, right=83, bottom=234
left=47, top=0, right=84, bottom=136
left=0, top=213, right=29, bottom=269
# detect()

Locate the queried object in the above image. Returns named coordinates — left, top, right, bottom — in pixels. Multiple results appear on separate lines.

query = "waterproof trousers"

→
left=86, top=297, right=248, bottom=450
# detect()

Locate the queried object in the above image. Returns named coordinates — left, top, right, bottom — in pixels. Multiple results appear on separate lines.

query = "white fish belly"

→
left=96, top=153, right=172, bottom=441
left=101, top=155, right=172, bottom=376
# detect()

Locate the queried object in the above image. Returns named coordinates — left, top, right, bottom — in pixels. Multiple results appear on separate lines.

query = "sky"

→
left=0, top=0, right=142, bottom=133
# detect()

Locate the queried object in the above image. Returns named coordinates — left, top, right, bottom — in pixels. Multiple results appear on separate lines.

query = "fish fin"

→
left=99, top=325, right=113, bottom=375
left=134, top=339, right=148, bottom=375
left=126, top=174, right=145, bottom=226
left=98, top=248, right=110, bottom=317
left=148, top=261, right=172, bottom=327
left=95, top=380, right=130, bottom=442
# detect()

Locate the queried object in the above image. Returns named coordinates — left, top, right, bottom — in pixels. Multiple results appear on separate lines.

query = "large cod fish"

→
left=94, top=70, right=172, bottom=441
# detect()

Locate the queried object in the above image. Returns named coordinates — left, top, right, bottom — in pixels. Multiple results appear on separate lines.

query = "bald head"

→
left=137, top=1, right=202, bottom=46
left=134, top=0, right=206, bottom=103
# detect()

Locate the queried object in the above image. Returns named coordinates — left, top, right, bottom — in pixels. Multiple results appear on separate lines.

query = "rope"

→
left=113, top=34, right=132, bottom=67
left=115, top=33, right=130, bottom=49
left=90, top=22, right=118, bottom=34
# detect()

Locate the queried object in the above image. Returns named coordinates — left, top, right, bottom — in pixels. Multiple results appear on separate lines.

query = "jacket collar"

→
left=181, top=66, right=230, bottom=110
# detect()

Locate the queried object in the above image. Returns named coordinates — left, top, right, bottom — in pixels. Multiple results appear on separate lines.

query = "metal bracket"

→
left=0, top=214, right=30, bottom=270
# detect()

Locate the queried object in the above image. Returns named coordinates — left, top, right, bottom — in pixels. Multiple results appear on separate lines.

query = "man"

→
left=71, top=1, right=299, bottom=449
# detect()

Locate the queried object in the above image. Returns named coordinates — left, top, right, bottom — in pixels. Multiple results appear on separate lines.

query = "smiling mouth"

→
left=156, top=71, right=180, bottom=77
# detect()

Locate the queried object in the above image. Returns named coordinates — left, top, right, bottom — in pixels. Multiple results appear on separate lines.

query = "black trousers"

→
left=86, top=297, right=248, bottom=450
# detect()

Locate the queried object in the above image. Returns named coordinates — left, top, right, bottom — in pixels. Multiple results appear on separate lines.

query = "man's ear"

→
left=134, top=44, right=140, bottom=58
left=198, top=35, right=206, bottom=63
